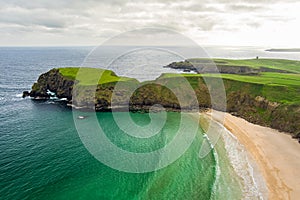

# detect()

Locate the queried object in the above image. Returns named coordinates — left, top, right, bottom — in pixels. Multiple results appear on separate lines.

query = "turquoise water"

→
left=1, top=100, right=247, bottom=199
left=0, top=47, right=275, bottom=199
left=43, top=112, right=218, bottom=199
left=1, top=107, right=218, bottom=199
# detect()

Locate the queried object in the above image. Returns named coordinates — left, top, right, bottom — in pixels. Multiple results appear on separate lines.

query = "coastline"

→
left=204, top=110, right=300, bottom=200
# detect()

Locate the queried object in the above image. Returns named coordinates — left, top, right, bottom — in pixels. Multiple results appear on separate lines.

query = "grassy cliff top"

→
left=188, top=58, right=300, bottom=73
left=59, top=67, right=138, bottom=85
left=57, top=58, right=300, bottom=104
left=160, top=72, right=300, bottom=104
left=162, top=72, right=300, bottom=87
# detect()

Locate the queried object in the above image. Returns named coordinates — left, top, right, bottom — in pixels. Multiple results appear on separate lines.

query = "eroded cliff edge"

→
left=23, top=68, right=300, bottom=138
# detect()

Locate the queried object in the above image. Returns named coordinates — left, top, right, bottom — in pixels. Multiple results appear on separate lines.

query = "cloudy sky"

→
left=0, top=0, right=299, bottom=47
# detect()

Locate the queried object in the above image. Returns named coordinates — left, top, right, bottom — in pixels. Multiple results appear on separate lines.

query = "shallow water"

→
left=1, top=103, right=220, bottom=199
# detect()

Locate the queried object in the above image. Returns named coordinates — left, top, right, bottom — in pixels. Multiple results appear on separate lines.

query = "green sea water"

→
left=1, top=103, right=245, bottom=199
left=36, top=111, right=218, bottom=199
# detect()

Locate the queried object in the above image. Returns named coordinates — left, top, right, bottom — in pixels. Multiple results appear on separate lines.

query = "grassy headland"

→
left=209, top=58, right=300, bottom=73
left=26, top=58, right=300, bottom=137
left=59, top=67, right=137, bottom=85
left=165, top=58, right=300, bottom=74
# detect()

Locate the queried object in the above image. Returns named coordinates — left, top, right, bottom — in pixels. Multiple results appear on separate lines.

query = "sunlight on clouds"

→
left=0, top=0, right=299, bottom=47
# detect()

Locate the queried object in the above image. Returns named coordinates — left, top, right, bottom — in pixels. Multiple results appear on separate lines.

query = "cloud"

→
left=0, top=0, right=299, bottom=46
left=226, top=4, right=263, bottom=12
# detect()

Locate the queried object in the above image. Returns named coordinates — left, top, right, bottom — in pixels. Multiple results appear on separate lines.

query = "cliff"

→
left=24, top=69, right=75, bottom=100
left=23, top=67, right=300, bottom=138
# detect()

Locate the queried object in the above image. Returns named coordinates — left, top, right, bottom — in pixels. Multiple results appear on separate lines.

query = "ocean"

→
left=0, top=46, right=299, bottom=200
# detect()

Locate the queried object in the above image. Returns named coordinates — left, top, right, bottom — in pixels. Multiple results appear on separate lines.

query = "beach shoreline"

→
left=204, top=110, right=300, bottom=200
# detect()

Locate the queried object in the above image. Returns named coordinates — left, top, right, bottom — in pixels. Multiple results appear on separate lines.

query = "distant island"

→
left=266, top=48, right=300, bottom=52
left=23, top=58, right=300, bottom=139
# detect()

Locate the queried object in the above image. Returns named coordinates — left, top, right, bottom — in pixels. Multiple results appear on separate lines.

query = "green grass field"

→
left=202, top=73, right=300, bottom=87
left=59, top=67, right=137, bottom=85
left=161, top=72, right=299, bottom=86
left=188, top=58, right=300, bottom=73
left=159, top=72, right=300, bottom=104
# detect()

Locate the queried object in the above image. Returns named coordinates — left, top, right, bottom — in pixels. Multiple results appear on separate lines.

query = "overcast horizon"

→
left=0, top=0, right=299, bottom=47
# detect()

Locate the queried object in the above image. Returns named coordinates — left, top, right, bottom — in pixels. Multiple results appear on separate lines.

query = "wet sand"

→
left=205, top=110, right=300, bottom=200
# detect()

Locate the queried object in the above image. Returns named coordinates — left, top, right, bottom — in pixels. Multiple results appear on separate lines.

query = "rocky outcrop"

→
left=23, top=69, right=75, bottom=100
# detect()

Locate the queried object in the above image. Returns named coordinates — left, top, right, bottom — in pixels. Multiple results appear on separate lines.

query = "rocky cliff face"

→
left=24, top=69, right=75, bottom=100
left=227, top=92, right=300, bottom=137
left=24, top=68, right=300, bottom=137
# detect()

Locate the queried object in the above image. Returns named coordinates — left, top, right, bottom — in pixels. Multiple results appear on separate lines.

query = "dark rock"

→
left=27, top=68, right=74, bottom=101
left=22, top=91, right=30, bottom=98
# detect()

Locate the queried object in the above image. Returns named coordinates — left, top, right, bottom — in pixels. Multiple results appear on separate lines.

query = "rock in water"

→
left=22, top=91, right=30, bottom=98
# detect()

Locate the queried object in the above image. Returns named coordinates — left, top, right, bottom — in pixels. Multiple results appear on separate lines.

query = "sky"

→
left=0, top=0, right=299, bottom=47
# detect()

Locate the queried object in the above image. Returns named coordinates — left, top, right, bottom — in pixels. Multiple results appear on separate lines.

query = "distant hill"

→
left=266, top=48, right=300, bottom=52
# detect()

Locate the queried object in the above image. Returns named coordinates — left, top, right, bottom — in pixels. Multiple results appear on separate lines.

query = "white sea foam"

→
left=45, top=101, right=56, bottom=104
left=15, top=93, right=23, bottom=97
left=214, top=121, right=265, bottom=200
left=210, top=141, right=221, bottom=200
left=198, top=113, right=266, bottom=200
left=199, top=131, right=221, bottom=200
left=47, top=90, right=56, bottom=96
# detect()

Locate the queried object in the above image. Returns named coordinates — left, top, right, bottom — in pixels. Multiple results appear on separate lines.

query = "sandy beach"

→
left=205, top=110, right=300, bottom=200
